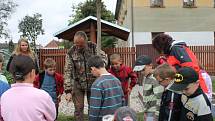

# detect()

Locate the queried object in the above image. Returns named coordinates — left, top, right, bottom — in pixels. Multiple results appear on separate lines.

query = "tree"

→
left=59, top=40, right=73, bottom=49
left=18, top=13, right=44, bottom=52
left=69, top=0, right=117, bottom=48
left=69, top=0, right=115, bottom=24
left=101, top=36, right=117, bottom=48
left=8, top=39, right=14, bottom=53
left=0, top=0, right=17, bottom=38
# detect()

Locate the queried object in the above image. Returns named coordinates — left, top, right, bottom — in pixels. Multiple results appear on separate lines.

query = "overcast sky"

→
left=2, top=0, right=117, bottom=46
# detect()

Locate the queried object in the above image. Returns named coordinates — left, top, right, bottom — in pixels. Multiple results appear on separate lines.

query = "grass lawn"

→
left=57, top=113, right=215, bottom=121
left=212, top=79, right=215, bottom=93
left=57, top=113, right=144, bottom=121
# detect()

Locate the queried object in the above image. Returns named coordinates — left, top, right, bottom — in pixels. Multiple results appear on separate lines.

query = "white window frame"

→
left=183, top=0, right=196, bottom=8
left=150, top=0, right=164, bottom=8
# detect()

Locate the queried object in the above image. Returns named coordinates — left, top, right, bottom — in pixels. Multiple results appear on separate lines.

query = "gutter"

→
left=115, top=0, right=122, bottom=19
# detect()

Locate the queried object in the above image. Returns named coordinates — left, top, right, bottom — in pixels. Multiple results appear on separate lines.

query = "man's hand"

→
left=65, top=93, right=72, bottom=103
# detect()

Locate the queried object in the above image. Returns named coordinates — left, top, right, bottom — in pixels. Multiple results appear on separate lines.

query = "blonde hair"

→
left=153, top=63, right=176, bottom=80
left=44, top=58, right=56, bottom=69
left=109, top=54, right=121, bottom=62
left=13, top=38, right=35, bottom=60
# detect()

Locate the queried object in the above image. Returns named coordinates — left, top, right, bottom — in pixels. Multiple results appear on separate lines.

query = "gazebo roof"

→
left=54, top=16, right=130, bottom=41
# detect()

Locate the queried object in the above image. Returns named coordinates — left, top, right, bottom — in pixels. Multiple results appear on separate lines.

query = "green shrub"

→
left=2, top=70, right=14, bottom=84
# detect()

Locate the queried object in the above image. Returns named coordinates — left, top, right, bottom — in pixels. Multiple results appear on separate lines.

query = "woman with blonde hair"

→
left=6, top=38, right=39, bottom=74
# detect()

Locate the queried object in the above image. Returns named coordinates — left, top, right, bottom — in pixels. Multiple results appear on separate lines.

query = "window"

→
left=183, top=0, right=196, bottom=8
left=150, top=0, right=164, bottom=8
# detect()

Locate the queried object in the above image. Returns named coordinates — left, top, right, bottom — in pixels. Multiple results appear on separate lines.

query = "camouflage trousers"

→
left=72, top=83, right=91, bottom=121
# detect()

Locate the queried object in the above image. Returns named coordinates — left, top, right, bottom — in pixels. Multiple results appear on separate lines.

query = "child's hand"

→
left=156, top=56, right=167, bottom=65
left=138, top=91, right=143, bottom=101
left=57, top=95, right=62, bottom=103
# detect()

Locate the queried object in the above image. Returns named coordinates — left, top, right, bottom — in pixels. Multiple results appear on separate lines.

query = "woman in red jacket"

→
left=152, top=33, right=208, bottom=94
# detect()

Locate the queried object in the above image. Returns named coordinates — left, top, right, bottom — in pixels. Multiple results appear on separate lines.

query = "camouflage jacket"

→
left=64, top=41, right=107, bottom=93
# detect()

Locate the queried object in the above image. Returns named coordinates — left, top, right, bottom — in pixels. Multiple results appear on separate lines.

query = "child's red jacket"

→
left=33, top=71, right=64, bottom=104
left=108, top=64, right=137, bottom=99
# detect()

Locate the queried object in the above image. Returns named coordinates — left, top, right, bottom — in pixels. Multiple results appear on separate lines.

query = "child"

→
left=108, top=54, right=137, bottom=106
left=0, top=80, right=10, bottom=97
left=0, top=53, right=8, bottom=84
left=169, top=67, right=213, bottom=121
left=34, top=58, right=64, bottom=119
left=87, top=55, right=124, bottom=121
left=114, top=106, right=137, bottom=121
left=153, top=63, right=182, bottom=121
left=1, top=55, right=56, bottom=121
left=0, top=54, right=10, bottom=121
left=133, top=55, right=164, bottom=121
left=0, top=82, right=10, bottom=121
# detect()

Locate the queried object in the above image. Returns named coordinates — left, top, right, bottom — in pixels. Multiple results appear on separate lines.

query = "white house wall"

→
left=128, top=32, right=214, bottom=46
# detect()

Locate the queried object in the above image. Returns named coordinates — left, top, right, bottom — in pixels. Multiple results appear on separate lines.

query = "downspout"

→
left=131, top=0, right=134, bottom=47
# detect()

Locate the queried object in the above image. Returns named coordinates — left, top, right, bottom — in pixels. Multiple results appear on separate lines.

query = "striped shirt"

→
left=142, top=74, right=164, bottom=116
left=89, top=74, right=124, bottom=121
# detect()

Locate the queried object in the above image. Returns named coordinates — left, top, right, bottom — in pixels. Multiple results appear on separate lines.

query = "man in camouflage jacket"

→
left=64, top=31, right=107, bottom=121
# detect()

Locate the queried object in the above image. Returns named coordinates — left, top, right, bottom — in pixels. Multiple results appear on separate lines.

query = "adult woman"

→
left=6, top=38, right=39, bottom=74
left=152, top=33, right=208, bottom=93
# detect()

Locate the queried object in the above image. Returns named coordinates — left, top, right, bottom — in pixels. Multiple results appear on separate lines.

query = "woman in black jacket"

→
left=6, top=38, right=39, bottom=74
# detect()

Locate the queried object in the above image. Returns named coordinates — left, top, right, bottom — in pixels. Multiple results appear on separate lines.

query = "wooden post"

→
left=90, top=22, right=96, bottom=43
left=96, top=0, right=101, bottom=52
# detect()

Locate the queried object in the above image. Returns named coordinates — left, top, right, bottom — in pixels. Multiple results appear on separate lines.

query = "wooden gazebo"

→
left=54, top=16, right=130, bottom=43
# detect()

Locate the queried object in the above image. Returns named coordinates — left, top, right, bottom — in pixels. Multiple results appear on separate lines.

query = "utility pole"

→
left=96, top=0, right=101, bottom=52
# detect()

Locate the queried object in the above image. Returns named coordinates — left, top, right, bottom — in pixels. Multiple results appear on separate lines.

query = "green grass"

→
left=57, top=112, right=215, bottom=121
left=57, top=112, right=144, bottom=121
left=212, top=79, right=215, bottom=93
left=57, top=114, right=88, bottom=121
left=57, top=114, right=73, bottom=121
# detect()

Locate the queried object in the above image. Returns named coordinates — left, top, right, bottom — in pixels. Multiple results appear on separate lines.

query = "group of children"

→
left=0, top=54, right=64, bottom=121
left=0, top=52, right=138, bottom=121
left=85, top=52, right=213, bottom=121
left=87, top=53, right=213, bottom=121
left=0, top=49, right=214, bottom=121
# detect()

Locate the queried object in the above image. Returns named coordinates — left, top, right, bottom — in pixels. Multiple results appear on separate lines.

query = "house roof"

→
left=44, top=40, right=60, bottom=48
left=54, top=16, right=130, bottom=41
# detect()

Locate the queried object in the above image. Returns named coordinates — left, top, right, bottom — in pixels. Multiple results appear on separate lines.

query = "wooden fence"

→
left=103, top=47, right=136, bottom=68
left=190, top=46, right=215, bottom=75
left=37, top=45, right=215, bottom=75
left=136, top=44, right=215, bottom=75
left=38, top=49, right=68, bottom=74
